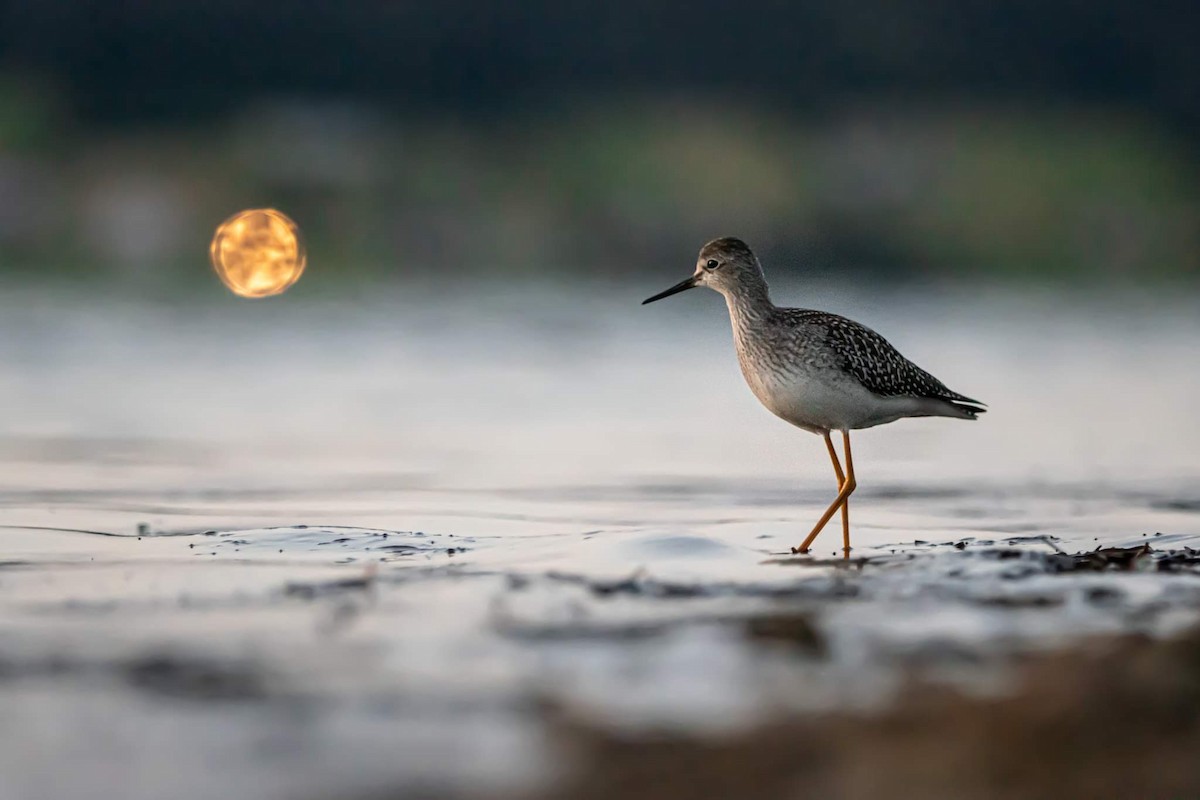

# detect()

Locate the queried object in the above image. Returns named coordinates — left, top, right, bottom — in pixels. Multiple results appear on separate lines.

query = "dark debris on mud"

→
left=1046, top=544, right=1200, bottom=573
left=540, top=570, right=861, bottom=600
left=495, top=609, right=826, bottom=657
left=283, top=573, right=377, bottom=600
left=123, top=655, right=272, bottom=701
left=0, top=653, right=277, bottom=702
left=770, top=542, right=1200, bottom=576
left=194, top=526, right=474, bottom=561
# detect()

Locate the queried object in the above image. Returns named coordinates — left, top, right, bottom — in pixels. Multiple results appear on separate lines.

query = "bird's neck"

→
left=723, top=282, right=774, bottom=332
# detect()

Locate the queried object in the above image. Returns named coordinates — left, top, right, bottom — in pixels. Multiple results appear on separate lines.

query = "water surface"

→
left=2, top=284, right=1198, bottom=799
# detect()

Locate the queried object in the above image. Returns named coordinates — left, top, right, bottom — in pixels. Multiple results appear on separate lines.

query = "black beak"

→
left=642, top=275, right=698, bottom=305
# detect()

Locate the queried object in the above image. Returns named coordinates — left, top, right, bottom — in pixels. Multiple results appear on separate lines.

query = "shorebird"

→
left=642, top=237, right=985, bottom=556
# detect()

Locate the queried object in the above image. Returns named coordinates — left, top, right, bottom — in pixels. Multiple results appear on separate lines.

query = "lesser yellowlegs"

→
left=642, top=237, right=985, bottom=555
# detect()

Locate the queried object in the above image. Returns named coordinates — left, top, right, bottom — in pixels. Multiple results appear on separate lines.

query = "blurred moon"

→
left=209, top=208, right=306, bottom=298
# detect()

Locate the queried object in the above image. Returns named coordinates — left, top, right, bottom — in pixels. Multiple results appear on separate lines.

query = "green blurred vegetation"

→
left=0, top=88, right=1196, bottom=286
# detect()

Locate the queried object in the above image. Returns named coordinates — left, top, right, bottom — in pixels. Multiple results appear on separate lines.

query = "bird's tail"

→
left=933, top=395, right=987, bottom=420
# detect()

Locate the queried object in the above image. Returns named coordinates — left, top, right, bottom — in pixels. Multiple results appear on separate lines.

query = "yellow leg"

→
left=823, top=432, right=851, bottom=556
left=793, top=430, right=857, bottom=555
left=824, top=431, right=845, bottom=487
left=840, top=431, right=854, bottom=556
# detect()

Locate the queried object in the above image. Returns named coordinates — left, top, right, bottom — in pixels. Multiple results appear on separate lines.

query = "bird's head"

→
left=642, top=237, right=767, bottom=305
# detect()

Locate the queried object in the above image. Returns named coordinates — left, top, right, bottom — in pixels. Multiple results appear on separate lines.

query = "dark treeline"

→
left=1, top=0, right=1196, bottom=131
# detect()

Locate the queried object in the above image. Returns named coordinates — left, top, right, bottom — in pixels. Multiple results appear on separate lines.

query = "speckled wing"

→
left=788, top=310, right=984, bottom=408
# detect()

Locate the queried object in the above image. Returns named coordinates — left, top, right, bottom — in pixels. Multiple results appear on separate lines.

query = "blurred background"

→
left=0, top=0, right=1196, bottom=291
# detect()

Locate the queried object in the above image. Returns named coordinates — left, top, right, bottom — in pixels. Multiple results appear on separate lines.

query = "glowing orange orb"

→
left=209, top=208, right=306, bottom=298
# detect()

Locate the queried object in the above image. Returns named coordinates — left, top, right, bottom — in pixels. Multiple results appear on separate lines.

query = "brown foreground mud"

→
left=540, top=626, right=1200, bottom=800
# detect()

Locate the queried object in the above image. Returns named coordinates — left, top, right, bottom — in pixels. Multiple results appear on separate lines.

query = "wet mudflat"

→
left=1, top=285, right=1199, bottom=799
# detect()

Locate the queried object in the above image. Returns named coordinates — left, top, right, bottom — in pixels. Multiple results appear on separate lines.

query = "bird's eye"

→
left=705, top=259, right=720, bottom=270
